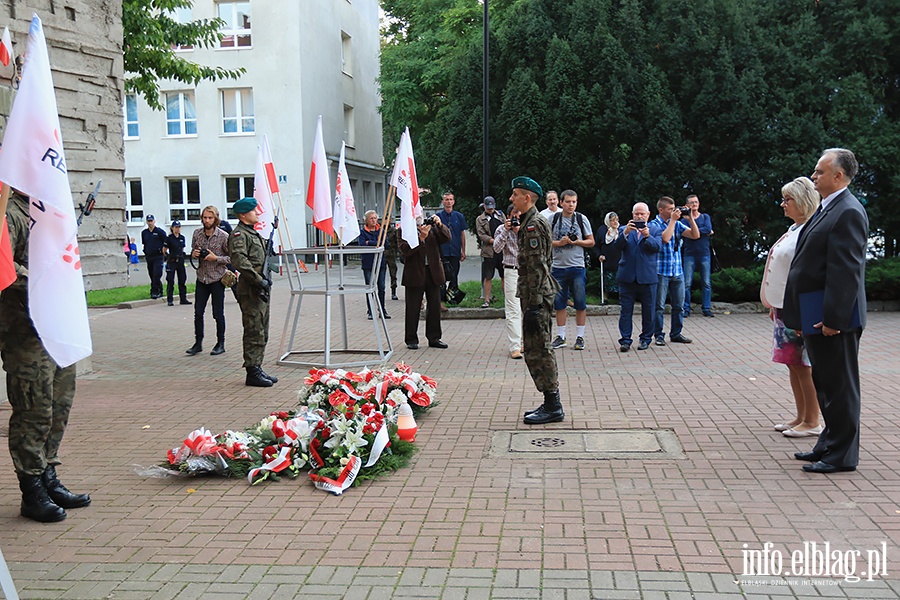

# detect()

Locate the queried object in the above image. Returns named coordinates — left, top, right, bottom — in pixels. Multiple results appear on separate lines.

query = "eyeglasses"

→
left=780, top=197, right=794, bottom=205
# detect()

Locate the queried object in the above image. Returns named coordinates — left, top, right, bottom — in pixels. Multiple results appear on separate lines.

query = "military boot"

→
left=246, top=366, right=274, bottom=387
left=42, top=466, right=91, bottom=509
left=18, top=473, right=66, bottom=523
left=258, top=368, right=278, bottom=384
left=523, top=389, right=565, bottom=425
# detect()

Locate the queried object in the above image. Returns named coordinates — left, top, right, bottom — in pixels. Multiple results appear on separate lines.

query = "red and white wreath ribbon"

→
left=246, top=445, right=292, bottom=484
left=364, top=423, right=390, bottom=468
left=309, top=455, right=361, bottom=495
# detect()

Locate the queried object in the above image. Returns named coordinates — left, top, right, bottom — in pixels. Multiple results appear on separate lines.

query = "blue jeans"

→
left=682, top=255, right=711, bottom=313
left=552, top=267, right=587, bottom=311
left=618, top=281, right=657, bottom=346
left=363, top=265, right=387, bottom=315
left=654, top=275, right=685, bottom=339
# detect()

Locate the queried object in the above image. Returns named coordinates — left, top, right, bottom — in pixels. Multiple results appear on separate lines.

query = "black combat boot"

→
left=523, top=389, right=565, bottom=425
left=210, top=341, right=225, bottom=356
left=185, top=341, right=202, bottom=356
left=258, top=367, right=278, bottom=384
left=391, top=286, right=398, bottom=301
left=246, top=366, right=274, bottom=387
left=18, top=473, right=66, bottom=522
left=42, top=466, right=91, bottom=509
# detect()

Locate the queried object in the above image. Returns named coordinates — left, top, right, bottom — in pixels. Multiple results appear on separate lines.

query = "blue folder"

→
left=799, top=290, right=860, bottom=335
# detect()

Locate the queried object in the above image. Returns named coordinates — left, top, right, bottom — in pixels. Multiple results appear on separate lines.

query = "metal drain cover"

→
left=492, top=429, right=684, bottom=460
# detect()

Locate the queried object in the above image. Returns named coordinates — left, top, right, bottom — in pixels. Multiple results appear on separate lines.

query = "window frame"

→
left=126, top=179, right=144, bottom=223
left=223, top=174, right=255, bottom=220
left=221, top=88, right=255, bottom=135
left=124, top=93, right=139, bottom=140
left=217, top=1, right=252, bottom=49
left=167, top=177, right=202, bottom=223
left=165, top=91, right=198, bottom=137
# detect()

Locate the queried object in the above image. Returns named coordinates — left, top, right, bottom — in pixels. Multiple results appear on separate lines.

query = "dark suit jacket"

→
left=613, top=226, right=662, bottom=285
left=782, top=189, right=868, bottom=331
left=399, top=220, right=452, bottom=287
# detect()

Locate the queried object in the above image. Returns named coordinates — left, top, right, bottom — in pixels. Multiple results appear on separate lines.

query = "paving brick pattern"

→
left=0, top=269, right=898, bottom=599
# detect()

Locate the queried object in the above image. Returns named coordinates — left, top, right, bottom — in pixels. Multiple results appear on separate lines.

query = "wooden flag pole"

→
left=376, top=185, right=397, bottom=249
left=0, top=183, right=10, bottom=221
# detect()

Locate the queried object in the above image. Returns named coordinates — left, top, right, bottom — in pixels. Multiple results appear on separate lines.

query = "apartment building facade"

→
left=124, top=0, right=386, bottom=251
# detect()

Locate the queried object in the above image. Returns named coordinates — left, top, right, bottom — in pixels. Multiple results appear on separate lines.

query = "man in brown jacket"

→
left=400, top=216, right=452, bottom=349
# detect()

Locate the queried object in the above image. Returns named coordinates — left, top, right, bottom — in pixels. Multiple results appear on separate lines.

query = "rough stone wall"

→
left=0, top=0, right=126, bottom=290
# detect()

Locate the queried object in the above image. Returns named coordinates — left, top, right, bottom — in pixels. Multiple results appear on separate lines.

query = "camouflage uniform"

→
left=385, top=223, right=399, bottom=292
left=516, top=206, right=560, bottom=392
left=0, top=193, right=77, bottom=476
left=228, top=221, right=270, bottom=368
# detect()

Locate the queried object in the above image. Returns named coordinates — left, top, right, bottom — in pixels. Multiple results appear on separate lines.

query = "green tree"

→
left=123, top=0, right=245, bottom=110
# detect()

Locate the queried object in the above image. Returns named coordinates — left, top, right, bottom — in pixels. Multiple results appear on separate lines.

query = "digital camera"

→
left=510, top=216, right=520, bottom=228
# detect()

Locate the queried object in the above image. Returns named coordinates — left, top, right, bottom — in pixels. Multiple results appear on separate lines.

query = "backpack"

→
left=551, top=212, right=599, bottom=269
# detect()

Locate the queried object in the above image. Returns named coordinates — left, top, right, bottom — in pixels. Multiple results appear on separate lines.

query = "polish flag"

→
left=252, top=135, right=278, bottom=239
left=333, top=141, right=359, bottom=245
left=0, top=215, right=16, bottom=291
left=0, top=15, right=92, bottom=367
left=0, top=27, right=11, bottom=68
left=305, top=116, right=333, bottom=236
left=389, top=127, right=421, bottom=249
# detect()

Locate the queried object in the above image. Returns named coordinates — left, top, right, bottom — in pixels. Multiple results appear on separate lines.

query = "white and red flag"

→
left=389, top=127, right=422, bottom=249
left=0, top=15, right=91, bottom=367
left=305, top=116, right=333, bottom=236
left=0, top=27, right=12, bottom=67
left=252, top=134, right=278, bottom=239
left=333, top=141, right=359, bottom=245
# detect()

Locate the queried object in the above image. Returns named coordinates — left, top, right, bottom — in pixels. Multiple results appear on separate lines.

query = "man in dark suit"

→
left=783, top=148, right=868, bottom=474
left=612, top=202, right=662, bottom=352
left=400, top=216, right=452, bottom=350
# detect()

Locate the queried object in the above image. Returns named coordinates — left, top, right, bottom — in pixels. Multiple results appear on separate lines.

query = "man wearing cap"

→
left=228, top=197, right=278, bottom=387
left=509, top=176, right=564, bottom=425
left=475, top=196, right=505, bottom=308
left=164, top=220, right=191, bottom=306
left=141, top=215, right=167, bottom=299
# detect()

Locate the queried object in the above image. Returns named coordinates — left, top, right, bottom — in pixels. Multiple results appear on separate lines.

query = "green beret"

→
left=233, top=197, right=258, bottom=214
left=511, top=176, right=542, bottom=198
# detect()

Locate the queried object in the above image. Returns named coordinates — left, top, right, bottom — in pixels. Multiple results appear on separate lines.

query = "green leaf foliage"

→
left=123, top=0, right=245, bottom=110
left=380, top=0, right=900, bottom=258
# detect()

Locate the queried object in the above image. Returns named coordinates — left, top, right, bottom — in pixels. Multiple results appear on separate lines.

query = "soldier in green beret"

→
left=228, top=197, right=278, bottom=387
left=510, top=177, right=565, bottom=424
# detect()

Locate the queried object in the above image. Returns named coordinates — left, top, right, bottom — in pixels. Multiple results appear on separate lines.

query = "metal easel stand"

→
left=277, top=246, right=393, bottom=369
left=0, top=547, right=19, bottom=599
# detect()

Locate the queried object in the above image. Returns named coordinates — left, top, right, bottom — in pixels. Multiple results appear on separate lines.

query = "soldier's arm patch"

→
left=233, top=231, right=241, bottom=236
left=526, top=225, right=536, bottom=232
left=530, top=238, right=539, bottom=248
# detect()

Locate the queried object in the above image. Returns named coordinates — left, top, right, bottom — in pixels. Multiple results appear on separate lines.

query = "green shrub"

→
left=866, top=257, right=900, bottom=301
left=710, top=264, right=765, bottom=303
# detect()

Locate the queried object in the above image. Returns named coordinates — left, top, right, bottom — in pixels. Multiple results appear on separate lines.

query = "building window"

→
left=168, top=177, right=201, bottom=222
left=224, top=175, right=254, bottom=220
left=222, top=89, right=255, bottom=134
left=124, top=94, right=139, bottom=139
left=218, top=1, right=251, bottom=48
left=166, top=91, right=197, bottom=136
left=126, top=179, right=143, bottom=223
left=341, top=31, right=352, bottom=75
left=171, top=6, right=194, bottom=50
left=343, top=104, right=355, bottom=148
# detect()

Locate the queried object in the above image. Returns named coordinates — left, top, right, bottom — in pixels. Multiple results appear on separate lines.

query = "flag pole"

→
left=376, top=185, right=397, bottom=248
left=0, top=183, right=9, bottom=221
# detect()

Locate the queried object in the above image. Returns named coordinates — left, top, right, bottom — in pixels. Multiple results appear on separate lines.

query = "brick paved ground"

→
left=0, top=267, right=898, bottom=599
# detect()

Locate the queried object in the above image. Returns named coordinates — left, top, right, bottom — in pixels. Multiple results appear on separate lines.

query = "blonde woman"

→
left=760, top=177, right=821, bottom=437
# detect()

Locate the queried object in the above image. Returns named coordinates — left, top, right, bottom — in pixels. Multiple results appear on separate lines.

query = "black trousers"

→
left=194, top=280, right=226, bottom=344
left=166, top=259, right=188, bottom=302
left=440, top=256, right=461, bottom=301
left=404, top=269, right=442, bottom=345
left=805, top=330, right=862, bottom=468
left=146, top=255, right=164, bottom=296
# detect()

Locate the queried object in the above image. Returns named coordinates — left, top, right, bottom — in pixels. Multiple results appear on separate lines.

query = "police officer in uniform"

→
left=141, top=214, right=167, bottom=299
left=164, top=220, right=191, bottom=306
left=228, top=197, right=278, bottom=387
left=1, top=191, right=91, bottom=522
left=510, top=177, right=565, bottom=425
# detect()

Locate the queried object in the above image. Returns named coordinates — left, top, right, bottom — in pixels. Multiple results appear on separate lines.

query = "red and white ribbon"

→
left=364, top=423, right=390, bottom=468
left=310, top=455, right=360, bottom=495
left=247, top=445, right=292, bottom=484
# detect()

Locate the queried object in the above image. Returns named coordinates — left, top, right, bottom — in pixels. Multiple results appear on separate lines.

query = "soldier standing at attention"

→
left=510, top=177, right=565, bottom=425
left=385, top=215, right=401, bottom=300
left=228, top=197, right=278, bottom=388
left=1, top=191, right=91, bottom=522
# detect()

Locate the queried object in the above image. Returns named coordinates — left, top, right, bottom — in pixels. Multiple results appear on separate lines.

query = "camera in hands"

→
left=510, top=216, right=520, bottom=228
left=631, top=220, right=646, bottom=230
left=422, top=215, right=436, bottom=227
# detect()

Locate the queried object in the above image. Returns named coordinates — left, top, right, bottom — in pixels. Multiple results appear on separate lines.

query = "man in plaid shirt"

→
left=650, top=196, right=699, bottom=346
